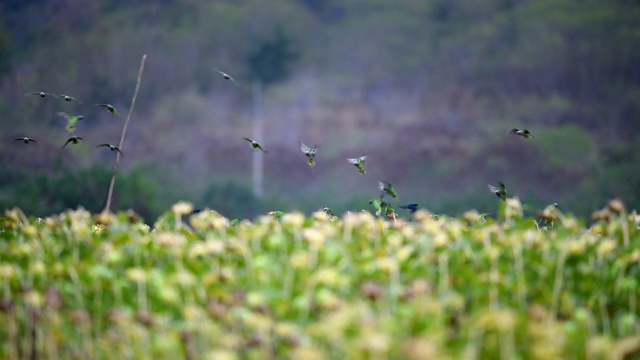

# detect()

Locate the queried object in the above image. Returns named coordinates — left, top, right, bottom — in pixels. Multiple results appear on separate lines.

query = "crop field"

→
left=1, top=199, right=640, bottom=359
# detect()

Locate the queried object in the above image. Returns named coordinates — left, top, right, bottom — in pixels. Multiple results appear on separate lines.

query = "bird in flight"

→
left=385, top=204, right=398, bottom=220
left=26, top=91, right=55, bottom=98
left=58, top=112, right=84, bottom=132
left=14, top=137, right=37, bottom=144
left=368, top=198, right=386, bottom=216
left=347, top=156, right=367, bottom=175
left=379, top=180, right=398, bottom=199
left=243, top=137, right=268, bottom=153
left=96, top=143, right=122, bottom=155
left=299, top=141, right=318, bottom=168
left=95, top=104, right=119, bottom=116
left=62, top=136, right=84, bottom=148
left=538, top=202, right=560, bottom=224
left=399, top=203, right=419, bottom=214
left=488, top=182, right=507, bottom=201
left=58, top=94, right=82, bottom=103
left=213, top=68, right=239, bottom=85
left=509, top=128, right=533, bottom=139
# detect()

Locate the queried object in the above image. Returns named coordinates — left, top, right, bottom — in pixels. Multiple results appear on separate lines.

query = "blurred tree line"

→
left=0, top=0, right=638, bottom=220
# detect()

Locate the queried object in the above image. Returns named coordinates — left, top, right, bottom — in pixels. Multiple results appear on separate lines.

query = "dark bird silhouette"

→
left=213, top=68, right=239, bottom=85
left=399, top=204, right=419, bottom=214
left=58, top=94, right=82, bottom=103
left=243, top=137, right=268, bottom=153
left=14, top=137, right=37, bottom=144
left=96, top=143, right=122, bottom=155
left=26, top=91, right=54, bottom=98
left=509, top=128, right=533, bottom=139
left=62, top=136, right=84, bottom=148
left=95, top=104, right=119, bottom=116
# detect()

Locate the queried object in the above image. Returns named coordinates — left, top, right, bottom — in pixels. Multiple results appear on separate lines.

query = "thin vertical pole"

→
left=252, top=80, right=264, bottom=198
left=104, top=54, right=147, bottom=212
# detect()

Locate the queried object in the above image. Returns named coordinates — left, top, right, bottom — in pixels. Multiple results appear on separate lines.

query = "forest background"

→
left=0, top=0, right=638, bottom=221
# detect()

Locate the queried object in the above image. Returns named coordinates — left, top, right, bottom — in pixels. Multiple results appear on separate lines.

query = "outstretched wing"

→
left=299, top=141, right=311, bottom=154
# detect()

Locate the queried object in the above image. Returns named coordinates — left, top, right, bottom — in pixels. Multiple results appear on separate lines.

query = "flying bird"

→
left=538, top=202, right=560, bottom=223
left=58, top=112, right=84, bottom=132
left=379, top=180, right=398, bottom=199
left=26, top=91, right=55, bottom=98
left=14, top=137, right=37, bottom=144
left=509, top=128, right=533, bottom=139
left=95, top=104, right=119, bottom=116
left=96, top=143, right=122, bottom=155
left=268, top=210, right=284, bottom=219
left=58, top=94, right=82, bottom=103
left=347, top=156, right=367, bottom=175
left=385, top=204, right=398, bottom=220
left=243, top=137, right=268, bottom=153
left=62, top=136, right=84, bottom=148
left=323, top=207, right=334, bottom=216
left=488, top=182, right=507, bottom=201
left=299, top=141, right=318, bottom=168
left=213, top=68, right=239, bottom=85
left=399, top=204, right=419, bottom=214
left=368, top=198, right=385, bottom=216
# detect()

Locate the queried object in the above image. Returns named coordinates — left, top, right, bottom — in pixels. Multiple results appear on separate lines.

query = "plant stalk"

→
left=104, top=54, right=147, bottom=213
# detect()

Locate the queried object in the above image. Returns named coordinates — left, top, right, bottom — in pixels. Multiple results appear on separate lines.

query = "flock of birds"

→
left=17, top=91, right=123, bottom=154
left=16, top=70, right=552, bottom=222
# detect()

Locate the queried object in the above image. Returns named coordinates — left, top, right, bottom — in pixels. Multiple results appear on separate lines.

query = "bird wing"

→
left=299, top=141, right=311, bottom=154
left=488, top=184, right=500, bottom=193
left=243, top=137, right=254, bottom=143
left=346, top=158, right=358, bottom=164
left=96, top=144, right=111, bottom=148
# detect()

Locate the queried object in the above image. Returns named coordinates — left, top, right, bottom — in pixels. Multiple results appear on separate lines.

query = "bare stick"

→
left=104, top=54, right=147, bottom=212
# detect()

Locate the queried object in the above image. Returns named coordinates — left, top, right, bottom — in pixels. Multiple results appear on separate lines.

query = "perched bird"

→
left=510, top=128, right=533, bottom=139
left=538, top=202, right=560, bottom=223
left=58, top=94, right=81, bottom=103
left=243, top=137, right=268, bottom=153
left=379, top=180, right=398, bottom=199
left=14, top=137, right=37, bottom=144
left=488, top=182, right=507, bottom=201
left=26, top=91, right=54, bottom=98
left=62, top=136, right=84, bottom=148
left=347, top=156, right=367, bottom=175
left=399, top=204, right=419, bottom=214
left=95, top=104, right=119, bottom=116
left=58, top=112, right=84, bottom=132
left=96, top=143, right=122, bottom=155
left=299, top=141, right=318, bottom=168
